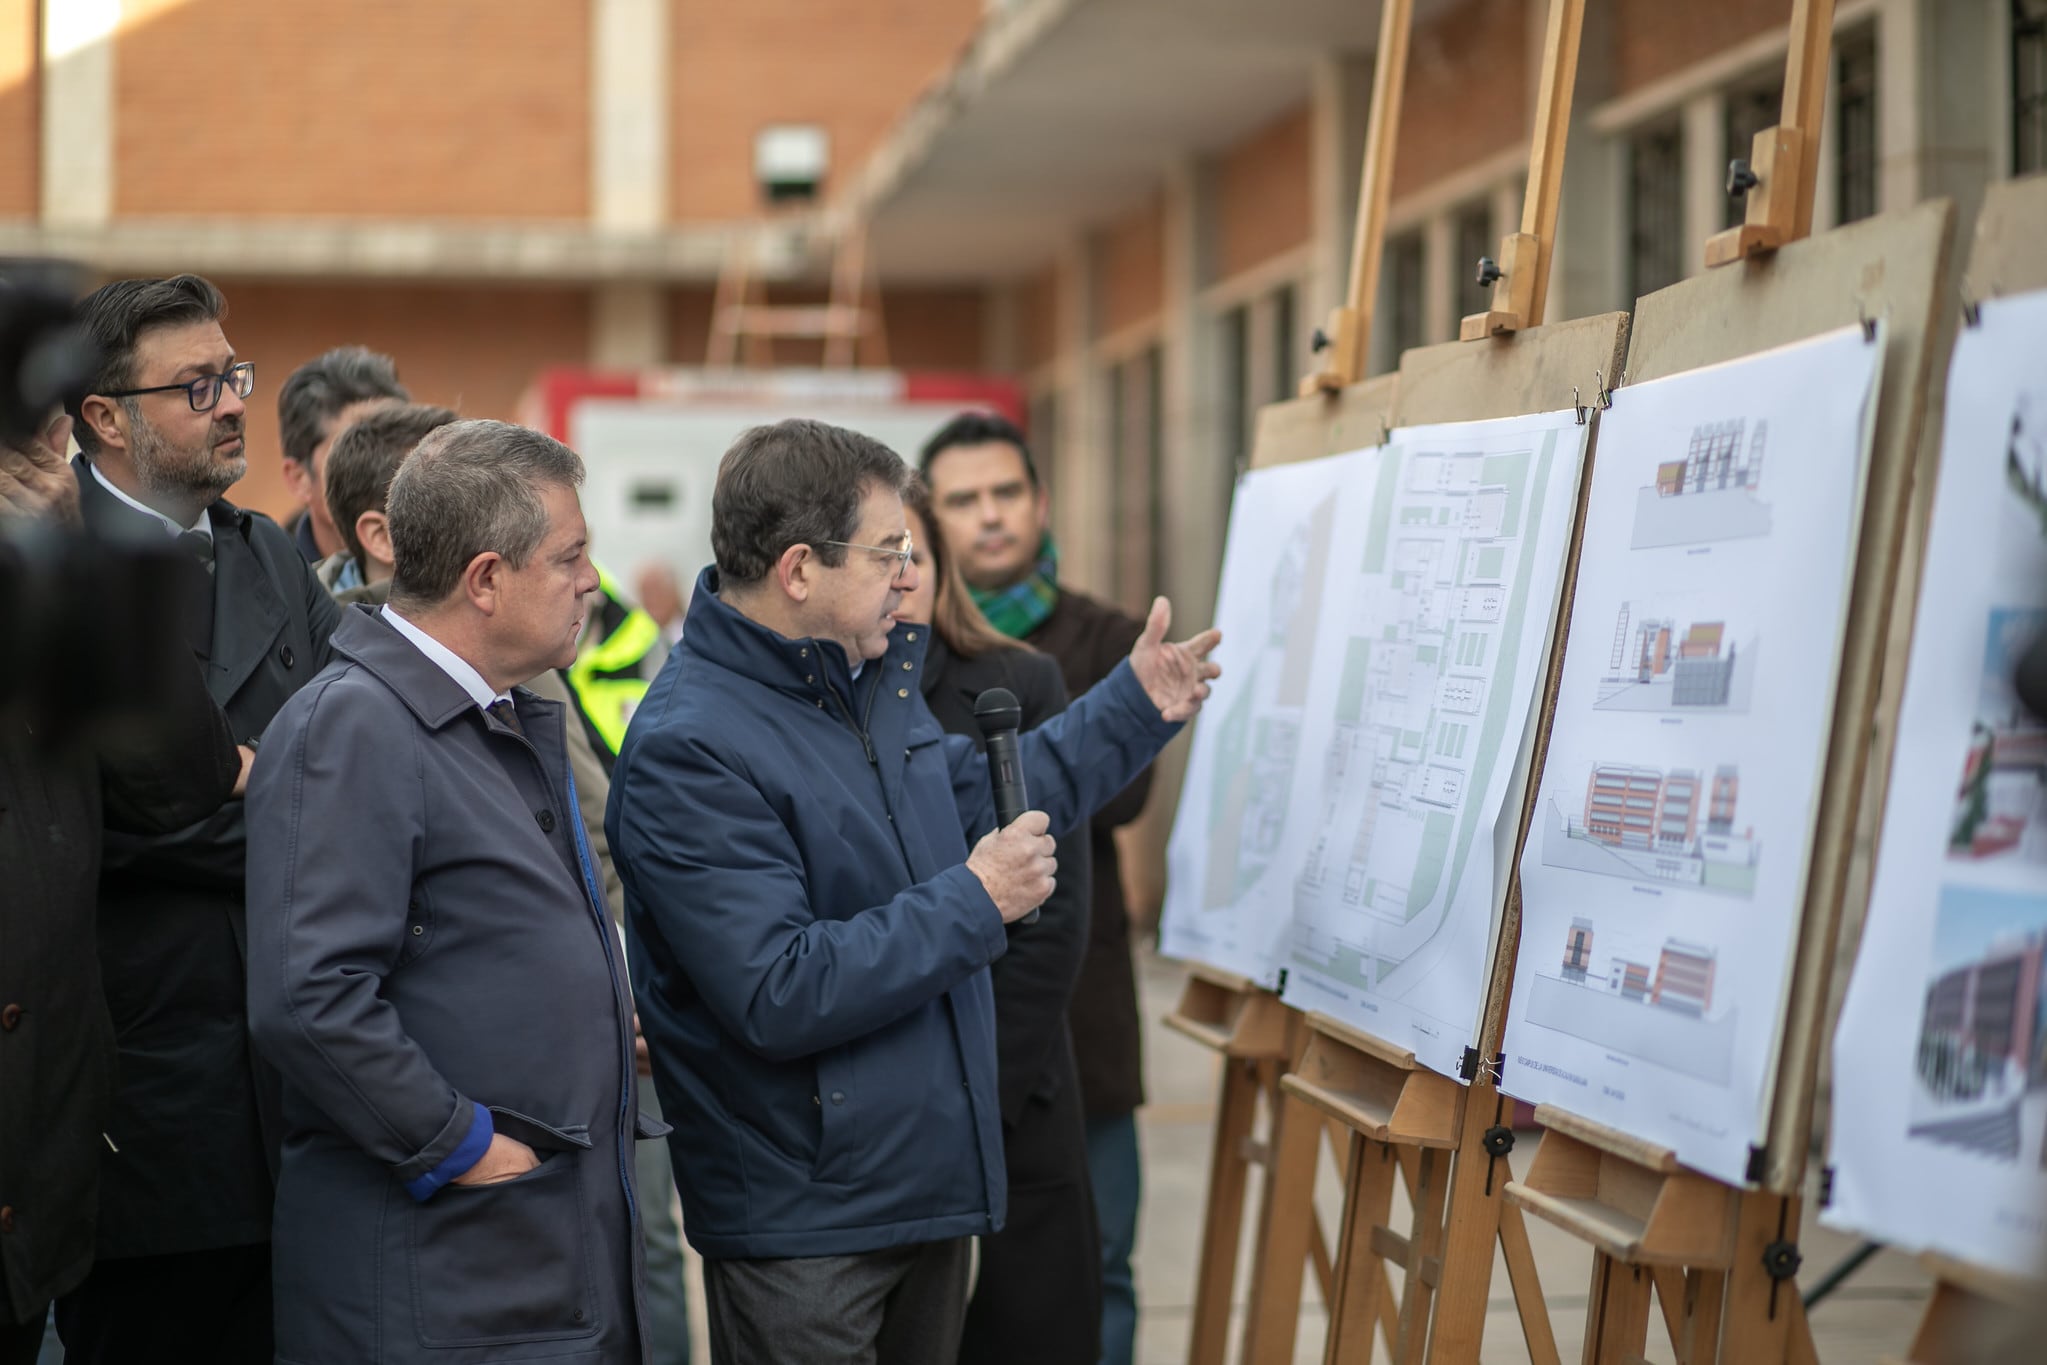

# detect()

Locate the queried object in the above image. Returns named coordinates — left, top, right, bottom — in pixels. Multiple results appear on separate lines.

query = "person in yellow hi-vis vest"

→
left=567, top=563, right=664, bottom=762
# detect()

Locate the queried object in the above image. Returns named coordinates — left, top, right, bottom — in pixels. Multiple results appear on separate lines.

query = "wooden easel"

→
left=1279, top=4, right=1623, bottom=1362
left=1495, top=4, right=1964, bottom=1360
left=1167, top=5, right=1412, bottom=1361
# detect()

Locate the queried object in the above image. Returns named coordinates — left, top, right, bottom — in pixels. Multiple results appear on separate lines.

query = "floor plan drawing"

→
left=1279, top=412, right=1586, bottom=1077
left=1593, top=600, right=1759, bottom=713
left=1631, top=416, right=1774, bottom=549
left=1537, top=760, right=1760, bottom=896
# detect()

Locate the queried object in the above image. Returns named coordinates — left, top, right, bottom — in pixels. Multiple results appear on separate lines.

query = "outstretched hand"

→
left=1128, top=597, right=1222, bottom=724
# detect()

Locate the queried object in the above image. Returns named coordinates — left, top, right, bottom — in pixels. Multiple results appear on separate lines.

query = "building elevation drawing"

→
left=1593, top=600, right=1759, bottom=712
left=1523, top=916, right=1739, bottom=1083
left=1630, top=417, right=1774, bottom=549
left=1538, top=760, right=1760, bottom=896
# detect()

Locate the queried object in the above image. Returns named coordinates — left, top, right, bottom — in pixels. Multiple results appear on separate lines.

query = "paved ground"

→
left=1127, top=948, right=1934, bottom=1364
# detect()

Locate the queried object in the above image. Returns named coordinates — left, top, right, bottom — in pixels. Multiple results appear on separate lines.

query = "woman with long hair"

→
left=898, top=479, right=1103, bottom=1364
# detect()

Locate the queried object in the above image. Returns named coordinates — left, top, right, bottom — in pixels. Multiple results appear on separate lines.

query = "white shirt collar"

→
left=379, top=604, right=512, bottom=712
left=87, top=460, right=211, bottom=540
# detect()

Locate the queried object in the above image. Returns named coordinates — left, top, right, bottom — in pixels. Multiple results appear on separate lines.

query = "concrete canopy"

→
left=846, top=0, right=1446, bottom=283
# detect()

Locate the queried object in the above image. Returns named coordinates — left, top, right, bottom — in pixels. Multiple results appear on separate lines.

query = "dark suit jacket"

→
left=0, top=663, right=238, bottom=1321
left=1026, top=588, right=1152, bottom=1117
left=74, top=457, right=340, bottom=1258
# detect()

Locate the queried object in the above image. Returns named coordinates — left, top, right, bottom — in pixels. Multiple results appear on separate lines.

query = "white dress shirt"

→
left=380, top=605, right=512, bottom=712
left=88, top=461, right=211, bottom=542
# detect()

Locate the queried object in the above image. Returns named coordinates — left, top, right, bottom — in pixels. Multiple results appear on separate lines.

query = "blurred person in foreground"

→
left=0, top=412, right=243, bottom=1365
left=276, top=345, right=407, bottom=569
left=315, top=401, right=691, bottom=1361
left=607, top=418, right=1220, bottom=1364
left=920, top=411, right=1155, bottom=1365
left=57, top=274, right=339, bottom=1363
left=246, top=420, right=655, bottom=1365
left=896, top=478, right=1103, bottom=1364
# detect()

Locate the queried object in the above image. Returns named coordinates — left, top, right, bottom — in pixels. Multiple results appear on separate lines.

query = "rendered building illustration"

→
left=1540, top=762, right=1759, bottom=896
left=1910, top=927, right=2047, bottom=1162
left=1630, top=418, right=1775, bottom=549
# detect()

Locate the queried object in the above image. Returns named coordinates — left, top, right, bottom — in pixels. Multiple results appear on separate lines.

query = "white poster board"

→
left=1501, top=324, right=1885, bottom=1185
left=1160, top=449, right=1376, bottom=985
left=1277, top=412, right=1588, bottom=1079
left=1825, top=290, right=2047, bottom=1276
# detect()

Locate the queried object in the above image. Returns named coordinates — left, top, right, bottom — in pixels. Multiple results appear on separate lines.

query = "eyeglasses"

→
left=102, top=361, right=256, bottom=414
left=815, top=532, right=915, bottom=579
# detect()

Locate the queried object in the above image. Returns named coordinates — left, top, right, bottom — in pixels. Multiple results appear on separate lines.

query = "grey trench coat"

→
left=246, top=606, right=653, bottom=1365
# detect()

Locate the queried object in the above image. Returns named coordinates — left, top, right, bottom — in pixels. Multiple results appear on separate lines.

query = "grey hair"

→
left=711, top=419, right=913, bottom=587
left=385, top=420, right=585, bottom=610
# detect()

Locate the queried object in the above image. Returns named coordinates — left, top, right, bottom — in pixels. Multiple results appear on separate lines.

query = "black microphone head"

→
left=972, top=687, right=1022, bottom=735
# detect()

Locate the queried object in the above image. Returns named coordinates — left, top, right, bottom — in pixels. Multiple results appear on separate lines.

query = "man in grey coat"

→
left=246, top=419, right=654, bottom=1364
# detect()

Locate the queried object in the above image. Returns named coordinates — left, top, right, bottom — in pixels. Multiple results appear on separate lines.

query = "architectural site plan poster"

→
left=1276, top=412, right=1588, bottom=1080
left=1501, top=324, right=1884, bottom=1186
left=1826, top=291, right=2047, bottom=1277
left=1161, top=448, right=1376, bottom=986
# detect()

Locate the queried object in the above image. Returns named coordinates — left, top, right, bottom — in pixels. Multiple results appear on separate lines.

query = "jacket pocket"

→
left=633, top=1110, right=674, bottom=1141
left=410, top=1152, right=598, bottom=1347
left=810, top=1047, right=863, bottom=1186
left=487, top=1106, right=594, bottom=1155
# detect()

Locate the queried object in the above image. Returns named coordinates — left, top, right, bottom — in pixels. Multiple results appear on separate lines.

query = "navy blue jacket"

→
left=608, top=571, right=1179, bottom=1259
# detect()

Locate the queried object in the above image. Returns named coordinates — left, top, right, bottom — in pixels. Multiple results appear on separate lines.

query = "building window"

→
left=1835, top=28, right=1879, bottom=224
left=2017, top=0, right=2047, bottom=174
left=1269, top=284, right=1298, bottom=409
left=1386, top=231, right=1425, bottom=363
left=1723, top=75, right=1785, bottom=227
left=1454, top=200, right=1494, bottom=322
left=1627, top=122, right=1686, bottom=300
left=1027, top=389, right=1059, bottom=495
left=1109, top=346, right=1165, bottom=612
left=1218, top=305, right=1250, bottom=489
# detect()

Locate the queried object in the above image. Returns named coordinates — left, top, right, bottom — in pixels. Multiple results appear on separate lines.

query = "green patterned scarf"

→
left=970, top=534, right=1059, bottom=639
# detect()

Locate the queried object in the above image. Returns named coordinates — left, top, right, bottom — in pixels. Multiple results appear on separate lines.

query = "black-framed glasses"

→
left=815, top=532, right=914, bottom=579
left=102, top=361, right=256, bottom=413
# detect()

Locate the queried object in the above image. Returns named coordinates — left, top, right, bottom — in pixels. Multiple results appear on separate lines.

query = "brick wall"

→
left=1098, top=191, right=1164, bottom=338
left=1391, top=0, right=1528, bottom=200
left=670, top=0, right=980, bottom=221
left=1614, top=0, right=1788, bottom=97
left=214, top=281, right=592, bottom=521
left=1214, top=104, right=1312, bottom=280
left=114, top=0, right=590, bottom=218
left=0, top=0, right=33, bottom=216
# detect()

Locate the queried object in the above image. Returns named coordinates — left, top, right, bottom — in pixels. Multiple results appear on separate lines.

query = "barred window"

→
left=1027, top=389, right=1059, bottom=495
left=2018, top=0, right=2047, bottom=174
left=1109, top=346, right=1165, bottom=611
left=1386, top=231, right=1425, bottom=362
left=1218, top=304, right=1250, bottom=488
left=1723, top=76, right=1785, bottom=227
left=1454, top=200, right=1494, bottom=322
left=1269, top=284, right=1298, bottom=408
left=1836, top=28, right=1879, bottom=224
left=1628, top=122, right=1686, bottom=300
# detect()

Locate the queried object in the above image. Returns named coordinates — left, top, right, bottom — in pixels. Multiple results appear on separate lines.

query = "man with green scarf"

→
left=920, top=412, right=1152, bottom=1365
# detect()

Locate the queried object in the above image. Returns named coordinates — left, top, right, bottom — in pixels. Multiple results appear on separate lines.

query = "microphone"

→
left=972, top=687, right=1039, bottom=926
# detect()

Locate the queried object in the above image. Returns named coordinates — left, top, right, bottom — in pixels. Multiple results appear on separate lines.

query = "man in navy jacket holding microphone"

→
left=608, top=419, right=1219, bottom=1364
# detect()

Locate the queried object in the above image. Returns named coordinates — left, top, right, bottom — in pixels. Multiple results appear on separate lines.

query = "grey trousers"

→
left=702, top=1238, right=970, bottom=1365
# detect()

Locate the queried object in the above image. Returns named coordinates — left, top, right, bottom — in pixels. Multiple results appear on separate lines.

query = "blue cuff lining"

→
left=403, top=1101, right=494, bottom=1202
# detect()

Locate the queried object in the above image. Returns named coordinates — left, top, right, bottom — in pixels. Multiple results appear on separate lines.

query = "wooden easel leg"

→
left=1424, top=1080, right=1515, bottom=1365
left=1499, top=1203, right=1563, bottom=1365
left=1393, top=1146, right=1452, bottom=1364
left=1321, top=1135, right=1401, bottom=1365
left=1716, top=1191, right=1802, bottom=1364
left=1581, top=1253, right=1653, bottom=1365
left=1188, top=1057, right=1261, bottom=1365
left=1240, top=1087, right=1328, bottom=1365
left=1679, top=1268, right=1726, bottom=1365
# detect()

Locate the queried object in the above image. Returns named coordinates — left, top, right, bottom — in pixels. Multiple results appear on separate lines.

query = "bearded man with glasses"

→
left=608, top=418, right=1221, bottom=1364
left=57, top=274, right=338, bottom=1363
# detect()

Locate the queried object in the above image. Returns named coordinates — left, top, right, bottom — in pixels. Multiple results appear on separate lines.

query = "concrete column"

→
left=1551, top=0, right=1625, bottom=323
left=1308, top=53, right=1374, bottom=327
left=591, top=0, right=670, bottom=231
left=1053, top=238, right=1107, bottom=592
left=1160, top=157, right=1222, bottom=628
left=1681, top=92, right=1724, bottom=282
left=982, top=280, right=1021, bottom=375
left=1421, top=212, right=1456, bottom=345
left=1880, top=0, right=1994, bottom=227
left=41, top=0, right=118, bottom=226
left=1814, top=42, right=1841, bottom=232
left=590, top=282, right=670, bottom=367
